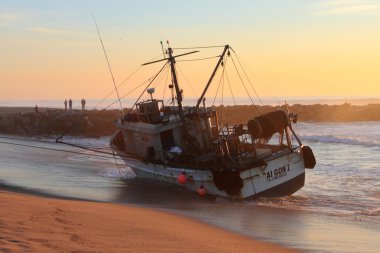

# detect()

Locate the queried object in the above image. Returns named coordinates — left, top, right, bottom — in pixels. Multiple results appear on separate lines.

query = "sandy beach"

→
left=0, top=190, right=295, bottom=252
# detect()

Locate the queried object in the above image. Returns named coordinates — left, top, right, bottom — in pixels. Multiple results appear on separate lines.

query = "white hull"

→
left=114, top=149, right=305, bottom=199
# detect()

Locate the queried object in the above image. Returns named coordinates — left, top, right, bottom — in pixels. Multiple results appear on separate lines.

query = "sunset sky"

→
left=1, top=0, right=380, bottom=103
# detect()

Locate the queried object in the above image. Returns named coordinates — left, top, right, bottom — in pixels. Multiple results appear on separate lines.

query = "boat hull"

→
left=113, top=148, right=305, bottom=200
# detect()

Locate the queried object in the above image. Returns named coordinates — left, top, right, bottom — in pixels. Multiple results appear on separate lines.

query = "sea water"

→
left=0, top=122, right=380, bottom=252
left=1, top=96, right=380, bottom=110
left=259, top=122, right=380, bottom=216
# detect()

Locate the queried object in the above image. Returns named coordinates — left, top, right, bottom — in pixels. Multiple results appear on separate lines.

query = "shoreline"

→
left=0, top=189, right=296, bottom=252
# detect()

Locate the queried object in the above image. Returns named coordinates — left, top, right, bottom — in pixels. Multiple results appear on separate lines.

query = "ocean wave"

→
left=52, top=136, right=111, bottom=149
left=301, top=134, right=380, bottom=147
left=97, top=167, right=135, bottom=179
left=355, top=207, right=380, bottom=216
left=252, top=195, right=375, bottom=216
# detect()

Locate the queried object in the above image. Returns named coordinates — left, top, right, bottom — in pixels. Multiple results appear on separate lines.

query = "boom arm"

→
left=195, top=45, right=230, bottom=110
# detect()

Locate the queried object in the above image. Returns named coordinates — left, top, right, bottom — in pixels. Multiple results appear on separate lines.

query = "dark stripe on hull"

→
left=247, top=172, right=305, bottom=200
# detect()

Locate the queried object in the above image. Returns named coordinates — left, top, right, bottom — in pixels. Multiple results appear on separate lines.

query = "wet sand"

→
left=0, top=190, right=296, bottom=252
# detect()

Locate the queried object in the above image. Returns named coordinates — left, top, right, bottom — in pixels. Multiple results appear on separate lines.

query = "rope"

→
left=55, top=112, right=87, bottom=142
left=1, top=135, right=59, bottom=145
left=0, top=140, right=117, bottom=159
left=0, top=135, right=107, bottom=149
left=113, top=150, right=122, bottom=176
left=57, top=139, right=140, bottom=160
left=56, top=140, right=114, bottom=156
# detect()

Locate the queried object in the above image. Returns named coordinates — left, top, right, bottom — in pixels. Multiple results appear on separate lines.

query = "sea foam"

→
left=301, top=134, right=380, bottom=147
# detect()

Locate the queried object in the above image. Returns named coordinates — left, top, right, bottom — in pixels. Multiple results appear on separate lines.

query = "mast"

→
left=167, top=47, right=184, bottom=118
left=195, top=45, right=230, bottom=111
left=142, top=46, right=198, bottom=119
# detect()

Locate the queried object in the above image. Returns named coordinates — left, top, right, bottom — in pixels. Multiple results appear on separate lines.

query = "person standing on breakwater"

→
left=81, top=98, right=86, bottom=110
left=34, top=105, right=39, bottom=113
left=64, top=99, right=67, bottom=111
left=69, top=99, right=72, bottom=110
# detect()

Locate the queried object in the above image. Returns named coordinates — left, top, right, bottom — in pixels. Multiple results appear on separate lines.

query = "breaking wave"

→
left=355, top=207, right=380, bottom=216
left=98, top=167, right=136, bottom=179
left=301, top=134, right=380, bottom=147
left=50, top=136, right=111, bottom=149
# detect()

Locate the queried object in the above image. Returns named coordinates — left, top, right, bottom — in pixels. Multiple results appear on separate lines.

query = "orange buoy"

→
left=197, top=185, right=207, bottom=196
left=177, top=172, right=187, bottom=184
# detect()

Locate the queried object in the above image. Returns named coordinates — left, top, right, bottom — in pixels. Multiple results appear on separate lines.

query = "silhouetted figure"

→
left=64, top=99, right=67, bottom=111
left=34, top=105, right=39, bottom=113
left=81, top=98, right=86, bottom=110
left=69, top=99, right=72, bottom=110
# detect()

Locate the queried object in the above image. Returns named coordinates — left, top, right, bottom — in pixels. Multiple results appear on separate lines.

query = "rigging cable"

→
left=172, top=45, right=225, bottom=50
left=57, top=63, right=167, bottom=144
left=231, top=50, right=264, bottom=106
left=219, top=55, right=228, bottom=127
left=94, top=66, right=141, bottom=110
left=55, top=55, right=162, bottom=143
left=211, top=68, right=224, bottom=107
left=176, top=55, right=220, bottom=62
left=224, top=67, right=237, bottom=106
left=95, top=53, right=164, bottom=110
left=93, top=15, right=124, bottom=117
left=55, top=78, right=156, bottom=142
left=103, top=77, right=152, bottom=110
left=102, top=62, right=169, bottom=110
left=141, top=64, right=170, bottom=102
left=126, top=62, right=169, bottom=115
left=211, top=54, right=228, bottom=106
left=176, top=66, right=197, bottom=98
left=162, top=63, right=170, bottom=101
left=233, top=53, right=283, bottom=106
left=230, top=54, right=261, bottom=115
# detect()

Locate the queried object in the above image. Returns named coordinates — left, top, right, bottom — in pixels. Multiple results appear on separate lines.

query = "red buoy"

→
left=197, top=185, right=207, bottom=196
left=177, top=172, right=187, bottom=184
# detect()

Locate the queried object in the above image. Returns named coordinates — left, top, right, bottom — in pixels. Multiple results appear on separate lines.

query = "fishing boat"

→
left=110, top=44, right=316, bottom=199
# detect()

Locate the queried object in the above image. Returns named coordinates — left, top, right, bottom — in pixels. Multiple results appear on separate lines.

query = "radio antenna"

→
left=160, top=41, right=166, bottom=59
left=93, top=15, right=124, bottom=117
